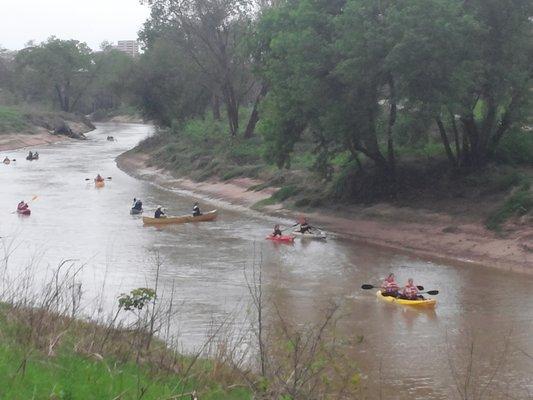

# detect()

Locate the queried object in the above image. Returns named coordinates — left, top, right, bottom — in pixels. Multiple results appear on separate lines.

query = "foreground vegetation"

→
left=0, top=311, right=249, bottom=400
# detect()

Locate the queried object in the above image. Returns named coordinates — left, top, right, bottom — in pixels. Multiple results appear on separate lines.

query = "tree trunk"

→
left=222, top=83, right=239, bottom=136
left=436, top=117, right=457, bottom=167
left=386, top=75, right=397, bottom=172
left=212, top=93, right=221, bottom=120
left=243, top=84, right=267, bottom=139
left=448, top=109, right=461, bottom=165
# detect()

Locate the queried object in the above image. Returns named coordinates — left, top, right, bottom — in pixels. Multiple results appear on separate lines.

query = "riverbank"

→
left=0, top=302, right=249, bottom=399
left=117, top=149, right=533, bottom=274
left=0, top=106, right=95, bottom=151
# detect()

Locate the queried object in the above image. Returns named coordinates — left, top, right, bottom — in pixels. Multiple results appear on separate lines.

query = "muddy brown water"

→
left=0, top=123, right=532, bottom=399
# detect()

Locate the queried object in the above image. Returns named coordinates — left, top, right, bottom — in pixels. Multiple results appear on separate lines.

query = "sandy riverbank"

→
left=0, top=130, right=70, bottom=152
left=117, top=150, right=533, bottom=274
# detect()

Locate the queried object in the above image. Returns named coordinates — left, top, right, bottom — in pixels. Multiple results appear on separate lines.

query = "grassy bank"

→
left=0, top=106, right=30, bottom=133
left=129, top=114, right=532, bottom=231
left=0, top=303, right=250, bottom=400
left=0, top=105, right=95, bottom=138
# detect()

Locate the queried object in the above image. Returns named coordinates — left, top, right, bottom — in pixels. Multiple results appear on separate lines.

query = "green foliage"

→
left=0, top=106, right=28, bottom=133
left=15, top=37, right=94, bottom=112
left=494, top=129, right=533, bottom=165
left=118, top=288, right=156, bottom=311
left=486, top=183, right=532, bottom=230
left=272, top=185, right=298, bottom=202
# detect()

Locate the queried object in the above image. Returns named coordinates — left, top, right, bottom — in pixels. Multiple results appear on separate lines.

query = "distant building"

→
left=113, top=40, right=139, bottom=57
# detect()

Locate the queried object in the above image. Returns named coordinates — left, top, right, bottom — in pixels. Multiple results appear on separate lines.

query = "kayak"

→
left=292, top=230, right=327, bottom=240
left=95, top=180, right=105, bottom=188
left=376, top=290, right=436, bottom=308
left=130, top=208, right=143, bottom=215
left=143, top=210, right=218, bottom=225
left=266, top=235, right=295, bottom=243
left=17, top=209, right=31, bottom=216
left=26, top=155, right=39, bottom=161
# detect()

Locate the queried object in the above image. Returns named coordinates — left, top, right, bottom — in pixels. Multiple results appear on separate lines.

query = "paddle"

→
left=361, top=283, right=425, bottom=291
left=361, top=284, right=438, bottom=296
left=85, top=176, right=112, bottom=181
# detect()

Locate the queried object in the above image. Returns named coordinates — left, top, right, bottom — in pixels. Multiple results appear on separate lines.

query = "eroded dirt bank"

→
left=117, top=150, right=533, bottom=274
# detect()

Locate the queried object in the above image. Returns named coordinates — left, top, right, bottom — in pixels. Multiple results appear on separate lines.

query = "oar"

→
left=85, top=176, right=112, bottom=181
left=361, top=284, right=426, bottom=291
left=361, top=284, right=438, bottom=296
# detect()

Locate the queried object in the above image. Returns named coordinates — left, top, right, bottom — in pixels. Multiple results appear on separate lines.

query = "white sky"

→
left=0, top=0, right=151, bottom=51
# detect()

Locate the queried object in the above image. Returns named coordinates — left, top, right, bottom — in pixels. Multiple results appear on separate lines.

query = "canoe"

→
left=266, top=235, right=295, bottom=243
left=26, top=156, right=39, bottom=161
left=17, top=209, right=31, bottom=216
left=292, top=230, right=327, bottom=240
left=376, top=290, right=436, bottom=308
left=130, top=208, right=143, bottom=215
left=95, top=180, right=105, bottom=188
left=143, top=210, right=218, bottom=225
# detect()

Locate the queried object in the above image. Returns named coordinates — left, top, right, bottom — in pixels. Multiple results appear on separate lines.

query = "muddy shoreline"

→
left=116, top=150, right=532, bottom=275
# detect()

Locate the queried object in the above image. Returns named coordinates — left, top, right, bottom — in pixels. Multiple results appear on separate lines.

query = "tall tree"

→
left=15, top=37, right=95, bottom=112
left=141, top=0, right=256, bottom=136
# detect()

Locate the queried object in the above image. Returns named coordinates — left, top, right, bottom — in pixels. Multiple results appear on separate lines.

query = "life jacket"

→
left=17, top=203, right=28, bottom=210
left=193, top=206, right=201, bottom=216
left=403, top=283, right=419, bottom=298
left=383, top=277, right=399, bottom=293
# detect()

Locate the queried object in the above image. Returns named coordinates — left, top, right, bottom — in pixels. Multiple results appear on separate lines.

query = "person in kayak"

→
left=192, top=202, right=202, bottom=217
left=27, top=151, right=33, bottom=159
left=3, top=156, right=10, bottom=164
left=272, top=224, right=283, bottom=237
left=132, top=198, right=143, bottom=211
left=154, top=206, right=166, bottom=218
left=401, top=278, right=421, bottom=300
left=381, top=273, right=399, bottom=297
left=298, top=218, right=312, bottom=234
left=95, top=174, right=105, bottom=182
left=17, top=200, right=29, bottom=211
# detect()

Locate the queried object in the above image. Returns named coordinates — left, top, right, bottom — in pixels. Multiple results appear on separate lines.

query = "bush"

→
left=272, top=185, right=298, bottom=201
left=0, top=106, right=29, bottom=133
left=486, top=183, right=532, bottom=230
left=494, top=129, right=533, bottom=165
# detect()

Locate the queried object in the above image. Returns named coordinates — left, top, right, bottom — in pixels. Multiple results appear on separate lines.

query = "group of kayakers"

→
left=381, top=273, right=421, bottom=300
left=271, top=217, right=314, bottom=237
left=151, top=202, right=202, bottom=219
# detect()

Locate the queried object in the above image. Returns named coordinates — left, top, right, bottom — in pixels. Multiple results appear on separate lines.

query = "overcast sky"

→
left=0, top=0, right=151, bottom=51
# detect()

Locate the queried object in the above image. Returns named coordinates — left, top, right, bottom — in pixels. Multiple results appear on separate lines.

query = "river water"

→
left=0, top=123, right=532, bottom=399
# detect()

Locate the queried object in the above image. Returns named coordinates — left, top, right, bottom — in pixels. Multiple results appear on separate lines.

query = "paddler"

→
left=3, top=156, right=10, bottom=164
left=192, top=202, right=202, bottom=217
left=154, top=206, right=166, bottom=219
left=298, top=217, right=312, bottom=234
left=132, top=198, right=143, bottom=211
left=401, top=278, right=421, bottom=300
left=381, top=273, right=399, bottom=297
left=27, top=151, right=33, bottom=159
left=17, top=200, right=29, bottom=211
left=272, top=224, right=283, bottom=237
left=95, top=174, right=105, bottom=182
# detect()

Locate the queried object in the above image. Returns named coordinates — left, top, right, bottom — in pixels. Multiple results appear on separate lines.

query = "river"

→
left=1, top=123, right=532, bottom=399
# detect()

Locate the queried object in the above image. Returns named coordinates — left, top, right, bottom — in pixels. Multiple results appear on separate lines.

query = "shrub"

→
left=486, top=183, right=532, bottom=230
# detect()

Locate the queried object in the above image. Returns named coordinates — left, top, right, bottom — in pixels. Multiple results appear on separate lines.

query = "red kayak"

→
left=266, top=235, right=295, bottom=243
left=17, top=208, right=31, bottom=216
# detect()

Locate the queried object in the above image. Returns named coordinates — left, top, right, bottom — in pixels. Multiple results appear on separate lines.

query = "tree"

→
left=141, top=0, right=257, bottom=136
left=15, top=37, right=95, bottom=112
left=132, top=38, right=210, bottom=125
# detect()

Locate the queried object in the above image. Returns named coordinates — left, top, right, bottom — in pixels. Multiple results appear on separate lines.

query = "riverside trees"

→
left=256, top=0, right=532, bottom=175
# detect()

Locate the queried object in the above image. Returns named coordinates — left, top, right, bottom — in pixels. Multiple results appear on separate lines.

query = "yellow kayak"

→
left=95, top=180, right=105, bottom=188
left=376, top=290, right=436, bottom=308
left=143, top=210, right=218, bottom=225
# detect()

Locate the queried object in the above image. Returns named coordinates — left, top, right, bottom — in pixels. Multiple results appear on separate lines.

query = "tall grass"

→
left=0, top=106, right=29, bottom=133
